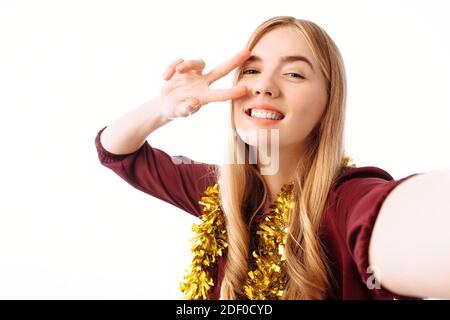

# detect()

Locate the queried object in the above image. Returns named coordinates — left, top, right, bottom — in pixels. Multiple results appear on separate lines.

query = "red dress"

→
left=95, top=126, right=421, bottom=300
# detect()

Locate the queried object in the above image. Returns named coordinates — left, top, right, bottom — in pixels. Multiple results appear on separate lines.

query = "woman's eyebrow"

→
left=244, top=54, right=315, bottom=73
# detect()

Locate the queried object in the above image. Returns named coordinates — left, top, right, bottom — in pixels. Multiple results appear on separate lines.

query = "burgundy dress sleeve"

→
left=331, top=166, right=422, bottom=299
left=95, top=126, right=218, bottom=218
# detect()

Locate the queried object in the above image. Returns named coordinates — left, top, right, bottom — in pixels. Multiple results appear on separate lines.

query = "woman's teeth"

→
left=250, top=109, right=283, bottom=120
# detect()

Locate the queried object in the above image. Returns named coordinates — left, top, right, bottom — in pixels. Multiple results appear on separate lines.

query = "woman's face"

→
left=233, top=26, right=328, bottom=150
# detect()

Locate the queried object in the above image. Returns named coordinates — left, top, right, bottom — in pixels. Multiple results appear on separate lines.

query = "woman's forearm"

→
left=369, top=169, right=450, bottom=298
left=100, top=95, right=171, bottom=155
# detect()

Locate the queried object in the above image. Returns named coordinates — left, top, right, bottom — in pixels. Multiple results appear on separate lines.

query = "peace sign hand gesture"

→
left=158, top=49, right=251, bottom=120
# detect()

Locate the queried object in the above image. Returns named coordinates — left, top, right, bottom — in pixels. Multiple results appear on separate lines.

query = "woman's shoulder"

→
left=332, top=165, right=395, bottom=192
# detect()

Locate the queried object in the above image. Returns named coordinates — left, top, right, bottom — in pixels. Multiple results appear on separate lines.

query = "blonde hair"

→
left=216, top=16, right=353, bottom=299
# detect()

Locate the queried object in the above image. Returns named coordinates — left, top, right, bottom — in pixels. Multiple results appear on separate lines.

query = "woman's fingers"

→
left=170, top=97, right=202, bottom=119
left=161, top=50, right=252, bottom=120
left=205, top=49, right=251, bottom=84
left=205, top=85, right=248, bottom=103
left=163, top=58, right=184, bottom=81
left=176, top=59, right=206, bottom=74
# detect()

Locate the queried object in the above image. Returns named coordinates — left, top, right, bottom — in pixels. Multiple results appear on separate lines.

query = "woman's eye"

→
left=241, top=69, right=258, bottom=75
left=241, top=69, right=304, bottom=79
left=286, top=73, right=305, bottom=79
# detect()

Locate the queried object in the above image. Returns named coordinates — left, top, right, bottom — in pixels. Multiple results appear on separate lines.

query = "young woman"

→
left=95, top=16, right=450, bottom=300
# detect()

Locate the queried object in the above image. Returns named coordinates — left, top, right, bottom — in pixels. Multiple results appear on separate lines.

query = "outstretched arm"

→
left=369, top=169, right=450, bottom=298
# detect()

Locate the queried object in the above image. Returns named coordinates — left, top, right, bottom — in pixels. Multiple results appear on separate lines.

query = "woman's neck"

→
left=260, top=144, right=304, bottom=202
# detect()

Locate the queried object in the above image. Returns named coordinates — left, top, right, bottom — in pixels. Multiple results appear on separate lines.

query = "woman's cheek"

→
left=279, top=112, right=309, bottom=145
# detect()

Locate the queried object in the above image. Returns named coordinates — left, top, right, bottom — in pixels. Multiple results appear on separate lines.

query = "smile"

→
left=243, top=109, right=285, bottom=125
left=247, top=108, right=284, bottom=120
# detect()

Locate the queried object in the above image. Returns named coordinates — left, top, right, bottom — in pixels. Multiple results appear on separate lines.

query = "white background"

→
left=0, top=0, right=449, bottom=299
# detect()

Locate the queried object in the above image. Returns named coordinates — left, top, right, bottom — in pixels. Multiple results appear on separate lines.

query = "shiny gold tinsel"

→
left=243, top=182, right=294, bottom=299
left=179, top=183, right=227, bottom=299
left=180, top=182, right=295, bottom=300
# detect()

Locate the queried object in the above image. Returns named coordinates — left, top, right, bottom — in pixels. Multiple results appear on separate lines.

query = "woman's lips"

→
left=246, top=102, right=284, bottom=117
left=243, top=108, right=285, bottom=125
left=245, top=104, right=285, bottom=119
left=246, top=108, right=285, bottom=119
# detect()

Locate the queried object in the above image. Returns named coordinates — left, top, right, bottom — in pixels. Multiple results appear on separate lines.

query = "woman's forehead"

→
left=249, top=27, right=316, bottom=72
left=251, top=27, right=313, bottom=58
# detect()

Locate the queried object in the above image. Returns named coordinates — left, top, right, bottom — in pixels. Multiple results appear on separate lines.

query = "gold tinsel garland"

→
left=243, top=182, right=294, bottom=299
left=180, top=182, right=295, bottom=300
left=179, top=183, right=227, bottom=299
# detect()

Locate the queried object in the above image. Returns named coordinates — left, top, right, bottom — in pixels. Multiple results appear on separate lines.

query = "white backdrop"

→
left=0, top=0, right=449, bottom=299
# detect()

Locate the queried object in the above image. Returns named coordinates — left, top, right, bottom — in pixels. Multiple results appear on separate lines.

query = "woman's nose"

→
left=251, top=79, right=279, bottom=97
left=254, top=88, right=273, bottom=96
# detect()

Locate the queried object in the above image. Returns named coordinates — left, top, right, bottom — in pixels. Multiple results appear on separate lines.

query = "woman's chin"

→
left=235, top=127, right=257, bottom=146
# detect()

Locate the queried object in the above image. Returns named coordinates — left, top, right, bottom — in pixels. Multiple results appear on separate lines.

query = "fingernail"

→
left=186, top=103, right=199, bottom=114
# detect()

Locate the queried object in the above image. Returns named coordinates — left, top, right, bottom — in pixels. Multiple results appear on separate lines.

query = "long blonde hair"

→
left=216, top=16, right=353, bottom=299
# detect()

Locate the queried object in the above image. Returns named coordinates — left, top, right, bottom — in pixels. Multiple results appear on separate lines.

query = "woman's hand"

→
left=158, top=49, right=251, bottom=119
